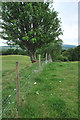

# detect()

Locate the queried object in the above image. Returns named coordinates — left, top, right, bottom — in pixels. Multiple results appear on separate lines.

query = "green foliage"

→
left=58, top=55, right=69, bottom=62
left=62, top=45, right=80, bottom=61
left=62, top=48, right=73, bottom=61
left=1, top=2, right=63, bottom=60
left=72, top=45, right=80, bottom=61
left=37, top=39, right=63, bottom=61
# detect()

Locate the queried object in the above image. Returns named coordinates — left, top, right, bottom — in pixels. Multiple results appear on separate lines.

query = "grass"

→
left=2, top=55, right=78, bottom=118
left=2, top=55, right=31, bottom=76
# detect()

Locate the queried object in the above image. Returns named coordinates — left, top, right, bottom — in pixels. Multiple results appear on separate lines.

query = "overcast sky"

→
left=0, top=1, right=78, bottom=46
left=53, top=1, right=78, bottom=45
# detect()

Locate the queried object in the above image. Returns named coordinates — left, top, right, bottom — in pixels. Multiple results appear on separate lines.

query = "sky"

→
left=0, top=1, right=78, bottom=46
left=53, top=1, right=78, bottom=45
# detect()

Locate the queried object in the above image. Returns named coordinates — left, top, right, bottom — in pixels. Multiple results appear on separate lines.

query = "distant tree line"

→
left=2, top=48, right=29, bottom=56
left=62, top=45, right=80, bottom=61
left=2, top=45, right=80, bottom=62
left=36, top=45, right=80, bottom=62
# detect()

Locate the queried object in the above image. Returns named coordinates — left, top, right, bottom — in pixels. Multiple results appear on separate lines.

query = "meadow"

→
left=2, top=55, right=78, bottom=118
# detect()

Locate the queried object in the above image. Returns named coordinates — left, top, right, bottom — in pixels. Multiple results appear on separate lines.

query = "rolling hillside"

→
left=0, top=44, right=77, bottom=51
left=62, top=44, right=77, bottom=50
left=0, top=46, right=21, bottom=51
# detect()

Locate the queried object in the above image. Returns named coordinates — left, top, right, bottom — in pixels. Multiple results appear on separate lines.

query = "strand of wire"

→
left=2, top=90, right=16, bottom=110
left=2, top=81, right=16, bottom=94
left=19, top=62, right=32, bottom=74
left=20, top=70, right=34, bottom=88
left=7, top=105, right=17, bottom=118
left=3, top=101, right=17, bottom=118
left=20, top=72, right=34, bottom=91
left=2, top=60, right=45, bottom=104
left=2, top=88, right=16, bottom=105
left=2, top=62, right=38, bottom=106
left=2, top=60, right=46, bottom=117
left=2, top=95, right=17, bottom=116
left=19, top=66, right=34, bottom=80
left=19, top=70, right=33, bottom=85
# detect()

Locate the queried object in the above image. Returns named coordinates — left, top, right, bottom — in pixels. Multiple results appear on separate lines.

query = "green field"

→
left=2, top=55, right=78, bottom=118
left=2, top=55, right=31, bottom=76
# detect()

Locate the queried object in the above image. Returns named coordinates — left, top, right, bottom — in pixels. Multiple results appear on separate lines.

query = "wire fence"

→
left=2, top=54, right=52, bottom=118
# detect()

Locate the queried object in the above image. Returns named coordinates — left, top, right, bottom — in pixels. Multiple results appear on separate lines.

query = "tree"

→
left=62, top=46, right=80, bottom=61
left=62, top=48, right=74, bottom=61
left=0, top=2, right=63, bottom=63
left=72, top=45, right=80, bottom=61
left=46, top=39, right=63, bottom=61
left=37, top=38, right=63, bottom=61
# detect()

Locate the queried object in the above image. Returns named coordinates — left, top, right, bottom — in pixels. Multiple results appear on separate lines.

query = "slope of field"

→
left=2, top=55, right=31, bottom=76
left=2, top=55, right=78, bottom=118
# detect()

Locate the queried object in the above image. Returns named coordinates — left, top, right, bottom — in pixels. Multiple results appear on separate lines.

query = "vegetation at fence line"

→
left=36, top=39, right=62, bottom=62
left=1, top=45, right=80, bottom=62
left=2, top=55, right=78, bottom=118
left=1, top=2, right=63, bottom=63
left=62, top=45, right=80, bottom=61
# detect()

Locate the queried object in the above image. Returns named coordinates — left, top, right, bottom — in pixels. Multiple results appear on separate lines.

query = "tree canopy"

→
left=0, top=2, right=63, bottom=62
left=62, top=45, right=80, bottom=61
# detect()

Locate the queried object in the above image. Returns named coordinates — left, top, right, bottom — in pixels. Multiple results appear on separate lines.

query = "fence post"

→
left=16, top=62, right=20, bottom=107
left=46, top=53, right=47, bottom=64
left=39, top=54, right=41, bottom=69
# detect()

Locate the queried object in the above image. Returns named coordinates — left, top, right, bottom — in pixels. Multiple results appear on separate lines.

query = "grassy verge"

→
left=19, top=62, right=78, bottom=118
left=2, top=55, right=78, bottom=118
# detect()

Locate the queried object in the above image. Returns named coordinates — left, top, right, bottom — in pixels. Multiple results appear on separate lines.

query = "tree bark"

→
left=49, top=54, right=52, bottom=62
left=29, top=51, right=37, bottom=63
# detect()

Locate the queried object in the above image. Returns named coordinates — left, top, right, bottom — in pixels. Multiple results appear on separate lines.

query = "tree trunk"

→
left=29, top=51, right=37, bottom=63
left=49, top=54, right=52, bottom=62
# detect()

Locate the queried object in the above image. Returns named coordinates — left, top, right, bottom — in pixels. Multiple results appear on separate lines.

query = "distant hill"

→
left=0, top=44, right=77, bottom=51
left=0, top=46, right=20, bottom=51
left=62, top=44, right=77, bottom=50
left=0, top=46, right=10, bottom=51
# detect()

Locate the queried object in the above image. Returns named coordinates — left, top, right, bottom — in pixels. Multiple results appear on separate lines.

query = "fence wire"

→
left=2, top=58, right=48, bottom=118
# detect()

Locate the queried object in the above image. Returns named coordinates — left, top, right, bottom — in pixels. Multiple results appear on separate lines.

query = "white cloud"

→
left=60, top=23, right=78, bottom=45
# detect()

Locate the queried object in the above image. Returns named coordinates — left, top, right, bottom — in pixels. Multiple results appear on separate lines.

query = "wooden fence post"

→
left=46, top=53, right=47, bottom=64
left=39, top=54, right=41, bottom=68
left=16, top=62, right=20, bottom=107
